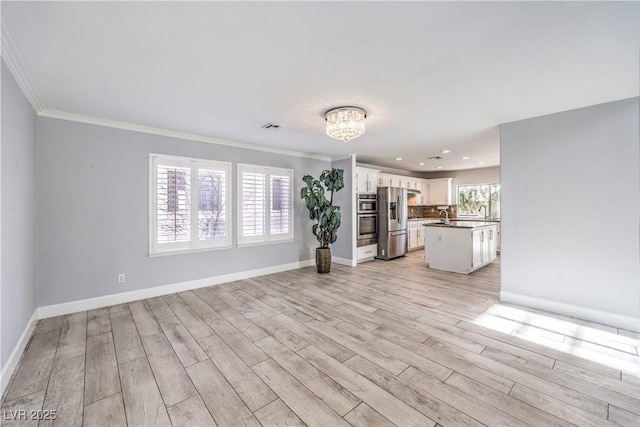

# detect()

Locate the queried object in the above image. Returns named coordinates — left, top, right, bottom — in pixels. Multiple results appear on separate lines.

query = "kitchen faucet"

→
left=479, top=205, right=487, bottom=219
left=439, top=209, right=450, bottom=224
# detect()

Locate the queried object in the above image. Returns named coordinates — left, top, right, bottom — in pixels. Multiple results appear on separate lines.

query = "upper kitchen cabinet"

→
left=355, top=167, right=380, bottom=194
left=376, top=173, right=451, bottom=205
left=377, top=173, right=391, bottom=187
left=407, top=180, right=424, bottom=206
left=390, top=175, right=403, bottom=187
left=379, top=173, right=418, bottom=189
left=378, top=173, right=404, bottom=187
left=424, top=178, right=453, bottom=205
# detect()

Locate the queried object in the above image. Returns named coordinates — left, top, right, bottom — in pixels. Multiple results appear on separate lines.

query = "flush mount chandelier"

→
left=324, top=106, right=367, bottom=142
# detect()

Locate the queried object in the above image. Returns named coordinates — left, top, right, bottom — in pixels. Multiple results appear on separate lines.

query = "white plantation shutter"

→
left=150, top=154, right=231, bottom=255
left=238, top=164, right=293, bottom=245
left=270, top=175, right=291, bottom=235
left=242, top=172, right=266, bottom=239
left=157, top=165, right=191, bottom=244
left=198, top=168, right=227, bottom=241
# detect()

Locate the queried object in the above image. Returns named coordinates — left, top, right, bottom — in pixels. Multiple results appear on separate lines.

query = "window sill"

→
left=237, top=238, right=294, bottom=248
left=149, top=244, right=232, bottom=257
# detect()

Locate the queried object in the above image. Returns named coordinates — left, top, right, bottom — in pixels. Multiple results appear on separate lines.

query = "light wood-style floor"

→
left=2, top=251, right=640, bottom=427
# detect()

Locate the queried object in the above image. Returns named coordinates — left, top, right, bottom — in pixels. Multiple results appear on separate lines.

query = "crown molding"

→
left=39, top=109, right=333, bottom=162
left=330, top=154, right=355, bottom=162
left=1, top=23, right=329, bottom=162
left=1, top=23, right=45, bottom=113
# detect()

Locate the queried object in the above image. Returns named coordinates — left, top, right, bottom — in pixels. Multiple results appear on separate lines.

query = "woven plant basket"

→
left=315, top=248, right=332, bottom=274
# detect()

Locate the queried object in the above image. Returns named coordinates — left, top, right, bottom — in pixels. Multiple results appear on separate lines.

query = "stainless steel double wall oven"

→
left=357, top=193, right=377, bottom=246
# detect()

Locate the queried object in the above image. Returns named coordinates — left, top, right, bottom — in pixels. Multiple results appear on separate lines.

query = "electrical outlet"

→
left=117, top=273, right=125, bottom=283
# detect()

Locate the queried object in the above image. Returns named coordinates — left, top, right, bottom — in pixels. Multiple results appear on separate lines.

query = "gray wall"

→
left=501, top=98, right=639, bottom=319
left=330, top=156, right=354, bottom=261
left=1, top=60, right=38, bottom=367
left=37, top=118, right=329, bottom=307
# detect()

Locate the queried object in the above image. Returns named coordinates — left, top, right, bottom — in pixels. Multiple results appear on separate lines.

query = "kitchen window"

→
left=238, top=164, right=293, bottom=245
left=457, top=184, right=500, bottom=218
left=149, top=154, right=231, bottom=255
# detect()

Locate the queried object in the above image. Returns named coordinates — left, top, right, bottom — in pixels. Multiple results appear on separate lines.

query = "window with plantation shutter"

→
left=270, top=176, right=291, bottom=235
left=238, top=164, right=293, bottom=245
left=242, top=172, right=266, bottom=238
left=157, top=166, right=191, bottom=244
left=150, top=154, right=231, bottom=255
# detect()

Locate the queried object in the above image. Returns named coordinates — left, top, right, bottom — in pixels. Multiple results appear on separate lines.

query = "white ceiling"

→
left=2, top=2, right=638, bottom=171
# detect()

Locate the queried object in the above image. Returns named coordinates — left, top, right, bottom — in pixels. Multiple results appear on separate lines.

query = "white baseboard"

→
left=38, top=259, right=314, bottom=319
left=1, top=310, right=37, bottom=397
left=500, top=291, right=640, bottom=333
left=332, top=256, right=356, bottom=267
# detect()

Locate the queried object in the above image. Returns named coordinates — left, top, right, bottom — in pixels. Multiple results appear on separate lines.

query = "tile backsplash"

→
left=408, top=205, right=457, bottom=219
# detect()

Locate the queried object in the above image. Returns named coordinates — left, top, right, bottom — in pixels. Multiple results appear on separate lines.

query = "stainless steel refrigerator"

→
left=376, top=187, right=408, bottom=260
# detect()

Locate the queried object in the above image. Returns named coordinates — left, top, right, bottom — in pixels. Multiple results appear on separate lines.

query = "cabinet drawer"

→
left=357, top=244, right=377, bottom=261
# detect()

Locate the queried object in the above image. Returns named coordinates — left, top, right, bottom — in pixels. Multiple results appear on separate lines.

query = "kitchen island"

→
left=424, top=221, right=497, bottom=274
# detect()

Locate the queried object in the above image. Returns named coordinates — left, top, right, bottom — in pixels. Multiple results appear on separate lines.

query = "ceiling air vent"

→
left=427, top=156, right=443, bottom=160
left=262, top=123, right=280, bottom=129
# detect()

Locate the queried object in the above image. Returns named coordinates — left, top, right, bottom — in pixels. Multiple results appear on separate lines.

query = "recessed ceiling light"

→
left=478, top=161, right=485, bottom=165
left=418, top=162, right=425, bottom=166
left=462, top=156, right=470, bottom=160
left=435, top=166, right=443, bottom=169
left=395, top=157, right=403, bottom=161
left=441, top=150, right=450, bottom=154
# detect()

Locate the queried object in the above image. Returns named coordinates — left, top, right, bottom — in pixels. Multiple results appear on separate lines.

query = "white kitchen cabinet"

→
left=472, top=228, right=495, bottom=269
left=416, top=226, right=424, bottom=249
left=404, top=177, right=414, bottom=189
left=357, top=244, right=377, bottom=262
left=409, top=227, right=418, bottom=250
left=377, top=174, right=435, bottom=206
left=408, top=220, right=427, bottom=250
left=472, top=229, right=483, bottom=269
left=355, top=167, right=379, bottom=194
left=408, top=181, right=421, bottom=206
left=416, top=179, right=426, bottom=205
left=377, top=173, right=391, bottom=187
left=482, top=225, right=498, bottom=265
left=425, top=178, right=453, bottom=205
left=425, top=223, right=497, bottom=274
left=471, top=225, right=497, bottom=269
left=379, top=174, right=398, bottom=187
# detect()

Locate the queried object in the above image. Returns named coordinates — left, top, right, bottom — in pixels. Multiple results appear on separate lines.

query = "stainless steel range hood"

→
left=407, top=188, right=421, bottom=194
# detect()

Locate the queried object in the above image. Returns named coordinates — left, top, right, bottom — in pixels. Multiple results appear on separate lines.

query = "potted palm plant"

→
left=300, top=168, right=345, bottom=273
